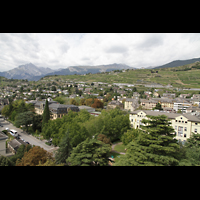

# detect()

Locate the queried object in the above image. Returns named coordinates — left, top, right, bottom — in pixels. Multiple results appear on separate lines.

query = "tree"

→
left=53, top=96, right=65, bottom=104
left=97, top=134, right=112, bottom=145
left=91, top=99, right=104, bottom=109
left=9, top=144, right=32, bottom=165
left=16, top=146, right=54, bottom=166
left=55, top=130, right=72, bottom=164
left=66, top=138, right=111, bottom=166
left=121, top=128, right=142, bottom=145
left=153, top=102, right=163, bottom=110
left=80, top=98, right=86, bottom=105
left=70, top=98, right=78, bottom=106
left=32, top=114, right=43, bottom=132
left=1, top=105, right=10, bottom=118
left=42, top=99, right=50, bottom=128
left=58, top=121, right=90, bottom=147
left=180, top=133, right=200, bottom=166
left=37, top=159, right=64, bottom=166
left=0, top=156, right=14, bottom=166
left=51, top=85, right=56, bottom=91
left=17, top=100, right=28, bottom=114
left=15, top=111, right=35, bottom=132
left=115, top=115, right=180, bottom=166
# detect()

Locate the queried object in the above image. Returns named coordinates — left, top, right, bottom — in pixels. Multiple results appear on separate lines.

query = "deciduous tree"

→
left=16, top=146, right=54, bottom=166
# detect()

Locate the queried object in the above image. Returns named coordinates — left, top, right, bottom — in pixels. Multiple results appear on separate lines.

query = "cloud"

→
left=105, top=45, right=128, bottom=54
left=0, top=33, right=200, bottom=71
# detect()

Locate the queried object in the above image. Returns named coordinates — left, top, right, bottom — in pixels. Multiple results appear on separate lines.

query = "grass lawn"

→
left=114, top=143, right=126, bottom=153
left=108, top=151, right=125, bottom=166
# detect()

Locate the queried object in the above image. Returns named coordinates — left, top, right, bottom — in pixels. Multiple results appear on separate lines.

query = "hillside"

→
left=39, top=61, right=200, bottom=89
left=0, top=63, right=133, bottom=81
left=154, top=57, right=200, bottom=69
left=0, top=63, right=55, bottom=80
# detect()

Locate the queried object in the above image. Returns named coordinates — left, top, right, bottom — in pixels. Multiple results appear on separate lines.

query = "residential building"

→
left=140, top=98, right=175, bottom=110
left=107, top=100, right=124, bottom=110
left=124, top=98, right=139, bottom=111
left=179, top=94, right=190, bottom=98
left=33, top=99, right=79, bottom=120
left=8, top=138, right=28, bottom=154
left=173, top=98, right=192, bottom=112
left=132, top=92, right=140, bottom=98
left=162, top=93, right=176, bottom=99
left=129, top=110, right=200, bottom=142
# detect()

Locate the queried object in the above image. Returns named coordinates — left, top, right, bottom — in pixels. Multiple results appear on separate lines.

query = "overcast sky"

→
left=0, top=33, right=200, bottom=71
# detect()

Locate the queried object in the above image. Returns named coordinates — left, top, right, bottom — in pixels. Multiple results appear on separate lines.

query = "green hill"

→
left=39, top=61, right=200, bottom=89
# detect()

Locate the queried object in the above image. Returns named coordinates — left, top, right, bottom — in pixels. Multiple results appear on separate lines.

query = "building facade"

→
left=129, top=110, right=200, bottom=142
left=33, top=99, right=79, bottom=120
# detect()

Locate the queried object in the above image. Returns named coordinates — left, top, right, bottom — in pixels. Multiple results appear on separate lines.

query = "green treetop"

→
left=115, top=115, right=180, bottom=166
left=42, top=99, right=50, bottom=128
left=66, top=138, right=111, bottom=166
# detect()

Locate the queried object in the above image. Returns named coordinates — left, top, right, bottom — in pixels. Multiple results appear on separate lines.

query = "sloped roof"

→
left=130, top=110, right=200, bottom=122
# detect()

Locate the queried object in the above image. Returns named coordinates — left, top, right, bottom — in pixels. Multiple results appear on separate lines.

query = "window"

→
left=180, top=117, right=182, bottom=119
left=176, top=120, right=177, bottom=122
left=131, top=119, right=133, bottom=122
left=179, top=120, right=181, bottom=123
left=175, top=126, right=177, bottom=130
left=178, top=126, right=183, bottom=137
left=182, top=121, right=184, bottom=123
left=184, top=127, right=187, bottom=131
left=195, top=128, right=197, bottom=133
left=185, top=121, right=187, bottom=124
left=195, top=123, right=198, bottom=125
left=184, top=134, right=187, bottom=137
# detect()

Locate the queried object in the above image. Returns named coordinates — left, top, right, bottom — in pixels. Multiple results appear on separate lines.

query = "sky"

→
left=0, top=33, right=200, bottom=71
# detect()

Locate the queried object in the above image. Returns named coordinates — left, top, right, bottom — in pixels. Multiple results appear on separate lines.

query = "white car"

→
left=9, top=129, right=18, bottom=137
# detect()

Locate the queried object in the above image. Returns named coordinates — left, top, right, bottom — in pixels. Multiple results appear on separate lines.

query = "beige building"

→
left=107, top=100, right=124, bottom=110
left=129, top=110, right=200, bottom=142
left=140, top=98, right=174, bottom=110
left=124, top=98, right=139, bottom=111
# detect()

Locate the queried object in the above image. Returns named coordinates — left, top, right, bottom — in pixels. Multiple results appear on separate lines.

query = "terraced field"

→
left=40, top=62, right=200, bottom=88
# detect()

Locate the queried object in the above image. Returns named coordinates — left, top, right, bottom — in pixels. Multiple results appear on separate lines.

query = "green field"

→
left=37, top=61, right=200, bottom=89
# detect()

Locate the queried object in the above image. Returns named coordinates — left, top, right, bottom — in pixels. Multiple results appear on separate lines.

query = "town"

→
left=1, top=65, right=200, bottom=166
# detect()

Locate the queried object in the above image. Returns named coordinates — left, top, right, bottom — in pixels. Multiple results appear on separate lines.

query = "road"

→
left=0, top=117, right=59, bottom=154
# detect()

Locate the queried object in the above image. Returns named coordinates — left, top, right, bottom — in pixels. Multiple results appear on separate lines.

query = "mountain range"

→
left=0, top=57, right=200, bottom=81
left=0, top=63, right=133, bottom=81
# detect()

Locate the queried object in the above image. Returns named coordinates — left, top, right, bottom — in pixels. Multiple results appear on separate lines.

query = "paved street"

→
left=0, top=117, right=59, bottom=154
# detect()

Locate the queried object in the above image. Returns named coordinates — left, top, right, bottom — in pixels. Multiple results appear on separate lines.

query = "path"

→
left=111, top=142, right=126, bottom=155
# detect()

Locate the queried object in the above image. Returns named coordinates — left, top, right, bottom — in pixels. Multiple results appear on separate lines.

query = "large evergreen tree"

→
left=42, top=99, right=50, bottom=128
left=55, top=130, right=72, bottom=164
left=66, top=138, right=111, bottom=166
left=179, top=133, right=200, bottom=166
left=115, top=115, right=180, bottom=166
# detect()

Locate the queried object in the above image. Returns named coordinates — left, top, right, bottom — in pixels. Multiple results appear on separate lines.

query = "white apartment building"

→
left=129, top=110, right=200, bottom=143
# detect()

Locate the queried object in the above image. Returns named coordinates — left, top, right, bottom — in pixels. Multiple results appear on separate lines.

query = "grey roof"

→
left=8, top=138, right=28, bottom=151
left=130, top=110, right=200, bottom=122
left=78, top=105, right=95, bottom=110
left=0, top=131, right=8, bottom=140
left=108, top=100, right=123, bottom=105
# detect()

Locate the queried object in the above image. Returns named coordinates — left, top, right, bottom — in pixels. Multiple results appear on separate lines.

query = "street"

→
left=0, top=117, right=59, bottom=154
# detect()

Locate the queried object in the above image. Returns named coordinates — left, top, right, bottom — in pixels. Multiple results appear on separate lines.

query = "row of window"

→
left=175, top=120, right=187, bottom=124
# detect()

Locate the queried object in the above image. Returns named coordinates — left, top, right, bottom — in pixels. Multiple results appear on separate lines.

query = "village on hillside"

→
left=1, top=67, right=200, bottom=165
